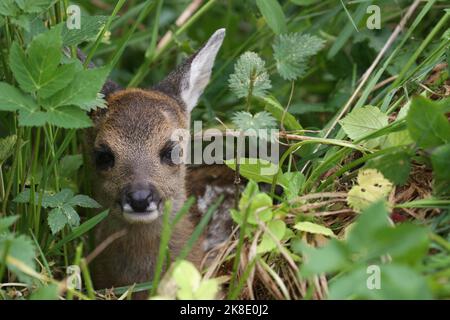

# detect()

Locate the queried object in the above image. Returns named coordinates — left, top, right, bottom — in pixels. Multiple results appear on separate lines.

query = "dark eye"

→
left=94, top=144, right=115, bottom=170
left=160, top=142, right=181, bottom=166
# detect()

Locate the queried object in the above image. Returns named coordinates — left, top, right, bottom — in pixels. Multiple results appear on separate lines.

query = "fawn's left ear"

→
left=154, top=28, right=225, bottom=112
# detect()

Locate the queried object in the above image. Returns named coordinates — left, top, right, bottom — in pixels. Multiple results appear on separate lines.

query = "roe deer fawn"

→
left=84, top=29, right=235, bottom=298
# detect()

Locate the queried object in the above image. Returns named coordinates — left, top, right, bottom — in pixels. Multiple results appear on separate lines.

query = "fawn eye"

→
left=160, top=142, right=181, bottom=166
left=94, top=144, right=115, bottom=170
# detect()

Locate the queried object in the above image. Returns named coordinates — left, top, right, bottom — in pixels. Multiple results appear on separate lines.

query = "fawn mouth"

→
left=121, top=202, right=161, bottom=224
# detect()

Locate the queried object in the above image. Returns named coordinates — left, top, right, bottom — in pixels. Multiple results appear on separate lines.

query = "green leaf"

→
left=257, top=220, right=286, bottom=254
left=328, top=264, right=432, bottom=299
left=365, top=149, right=412, bottom=185
left=0, top=82, right=38, bottom=112
left=173, top=260, right=202, bottom=300
left=280, top=171, right=305, bottom=200
left=294, top=221, right=335, bottom=237
left=48, top=207, right=67, bottom=234
left=29, top=283, right=59, bottom=300
left=273, top=33, right=325, bottom=80
left=407, top=96, right=450, bottom=149
left=45, top=106, right=93, bottom=129
left=18, top=109, right=48, bottom=127
left=62, top=204, right=80, bottom=228
left=15, top=0, right=52, bottom=13
left=0, top=233, right=36, bottom=283
left=9, top=25, right=64, bottom=95
left=255, top=0, right=287, bottom=34
left=339, top=106, right=389, bottom=148
left=261, top=96, right=303, bottom=130
left=228, top=52, right=271, bottom=99
left=0, top=135, right=17, bottom=164
left=62, top=15, right=109, bottom=46
left=431, top=143, right=450, bottom=195
left=290, top=0, right=320, bottom=5
left=295, top=239, right=351, bottom=277
left=0, top=1, right=19, bottom=16
left=0, top=215, right=19, bottom=232
left=225, top=158, right=281, bottom=186
left=42, top=189, right=74, bottom=208
left=67, top=195, right=101, bottom=208
left=60, top=154, right=83, bottom=177
left=231, top=111, right=277, bottom=131
left=42, top=66, right=109, bottom=110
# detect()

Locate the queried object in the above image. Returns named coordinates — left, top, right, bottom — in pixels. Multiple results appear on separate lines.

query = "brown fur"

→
left=88, top=89, right=204, bottom=298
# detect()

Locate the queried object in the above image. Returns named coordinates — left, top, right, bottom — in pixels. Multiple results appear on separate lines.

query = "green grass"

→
left=0, top=0, right=449, bottom=300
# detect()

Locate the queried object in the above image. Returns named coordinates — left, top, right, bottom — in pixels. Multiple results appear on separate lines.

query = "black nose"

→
left=122, top=184, right=160, bottom=213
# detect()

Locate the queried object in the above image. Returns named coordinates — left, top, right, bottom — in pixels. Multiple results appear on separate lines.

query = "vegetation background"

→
left=0, top=0, right=449, bottom=300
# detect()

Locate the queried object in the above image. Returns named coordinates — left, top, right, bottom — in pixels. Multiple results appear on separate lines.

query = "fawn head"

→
left=89, top=29, right=225, bottom=225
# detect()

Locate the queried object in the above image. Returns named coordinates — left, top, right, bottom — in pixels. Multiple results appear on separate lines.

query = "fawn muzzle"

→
left=120, top=183, right=162, bottom=223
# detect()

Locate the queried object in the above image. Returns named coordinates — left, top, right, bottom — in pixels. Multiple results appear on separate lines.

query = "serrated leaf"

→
left=45, top=106, right=93, bottom=129
left=42, top=66, right=110, bottom=110
left=339, top=106, right=389, bottom=148
left=0, top=82, right=38, bottom=112
left=231, top=111, right=277, bottom=131
left=273, top=33, right=325, bottom=80
left=67, top=195, right=101, bottom=208
left=280, top=171, right=305, bottom=200
left=18, top=109, right=48, bottom=126
left=347, top=169, right=393, bottom=212
left=9, top=25, right=63, bottom=95
left=228, top=52, right=271, bottom=99
left=0, top=1, right=19, bottom=16
left=406, top=96, right=450, bottom=149
left=255, top=0, right=287, bottom=34
left=62, top=204, right=80, bottom=228
left=48, top=207, right=67, bottom=234
left=257, top=220, right=286, bottom=254
left=294, top=221, right=335, bottom=237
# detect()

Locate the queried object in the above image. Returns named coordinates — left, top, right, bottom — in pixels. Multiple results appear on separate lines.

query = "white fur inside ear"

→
left=181, top=29, right=225, bottom=112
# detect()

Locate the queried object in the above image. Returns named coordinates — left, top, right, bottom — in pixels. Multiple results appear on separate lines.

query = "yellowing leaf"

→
left=294, top=221, right=335, bottom=237
left=347, top=169, right=393, bottom=212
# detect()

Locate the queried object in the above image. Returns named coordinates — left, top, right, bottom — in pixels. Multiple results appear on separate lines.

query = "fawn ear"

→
left=154, top=28, right=225, bottom=112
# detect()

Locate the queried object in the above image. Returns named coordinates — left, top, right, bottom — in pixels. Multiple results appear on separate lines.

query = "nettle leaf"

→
left=62, top=15, right=109, bottom=46
left=294, top=221, right=335, bottom=237
left=339, top=106, right=389, bottom=148
left=347, top=169, right=393, bottom=212
left=0, top=82, right=38, bottom=113
left=228, top=52, right=271, bottom=99
left=42, top=66, right=110, bottom=111
left=365, top=148, right=412, bottom=185
left=273, top=33, right=325, bottom=80
left=255, top=0, right=287, bottom=34
left=231, top=111, right=277, bottom=131
left=0, top=215, right=19, bottom=232
left=0, top=135, right=17, bottom=164
left=407, top=96, right=450, bottom=149
left=257, top=219, right=286, bottom=254
left=62, top=204, right=81, bottom=228
left=48, top=207, right=67, bottom=234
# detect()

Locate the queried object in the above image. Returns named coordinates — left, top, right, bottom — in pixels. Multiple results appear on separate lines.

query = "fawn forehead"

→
left=95, top=89, right=187, bottom=148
